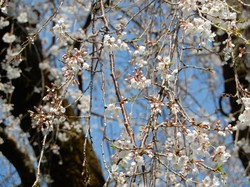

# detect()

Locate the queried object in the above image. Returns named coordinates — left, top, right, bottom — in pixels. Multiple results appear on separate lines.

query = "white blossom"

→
left=130, top=76, right=151, bottom=89
left=53, top=17, right=69, bottom=39
left=17, top=12, right=28, bottom=23
left=238, top=97, right=250, bottom=130
left=106, top=104, right=121, bottom=118
left=2, top=32, right=16, bottom=43
left=58, top=132, right=69, bottom=142
left=120, top=42, right=128, bottom=50
left=134, top=45, right=146, bottom=55
left=212, top=145, right=231, bottom=164
left=0, top=17, right=9, bottom=29
left=6, top=66, right=21, bottom=79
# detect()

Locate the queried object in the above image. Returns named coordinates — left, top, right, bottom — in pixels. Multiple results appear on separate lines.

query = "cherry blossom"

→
left=0, top=16, right=9, bottom=29
left=1, top=0, right=249, bottom=186
left=17, top=12, right=28, bottom=23
left=2, top=32, right=16, bottom=43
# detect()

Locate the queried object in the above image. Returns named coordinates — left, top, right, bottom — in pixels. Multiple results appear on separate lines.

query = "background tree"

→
left=0, top=2, right=104, bottom=187
left=217, top=0, right=250, bottom=175
left=0, top=0, right=250, bottom=186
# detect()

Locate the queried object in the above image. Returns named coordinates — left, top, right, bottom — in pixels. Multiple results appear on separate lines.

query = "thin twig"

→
left=32, top=132, right=48, bottom=187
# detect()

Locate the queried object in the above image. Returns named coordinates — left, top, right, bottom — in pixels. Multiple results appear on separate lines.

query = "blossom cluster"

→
left=180, top=0, right=237, bottom=47
left=0, top=16, right=9, bottom=29
left=53, top=17, right=70, bottom=41
left=30, top=84, right=66, bottom=131
left=103, top=34, right=150, bottom=90
left=147, top=96, right=164, bottom=114
left=1, top=45, right=23, bottom=80
left=129, top=45, right=147, bottom=67
left=126, top=67, right=151, bottom=89
left=103, top=33, right=128, bottom=52
left=181, top=18, right=215, bottom=45
left=108, top=120, right=231, bottom=186
left=238, top=97, right=250, bottom=130
left=156, top=55, right=178, bottom=83
left=106, top=103, right=121, bottom=119
left=0, top=97, right=13, bottom=120
left=57, top=121, right=83, bottom=142
left=62, top=48, right=90, bottom=84
left=110, top=134, right=148, bottom=186
left=180, top=0, right=236, bottom=24
left=17, top=12, right=28, bottom=23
